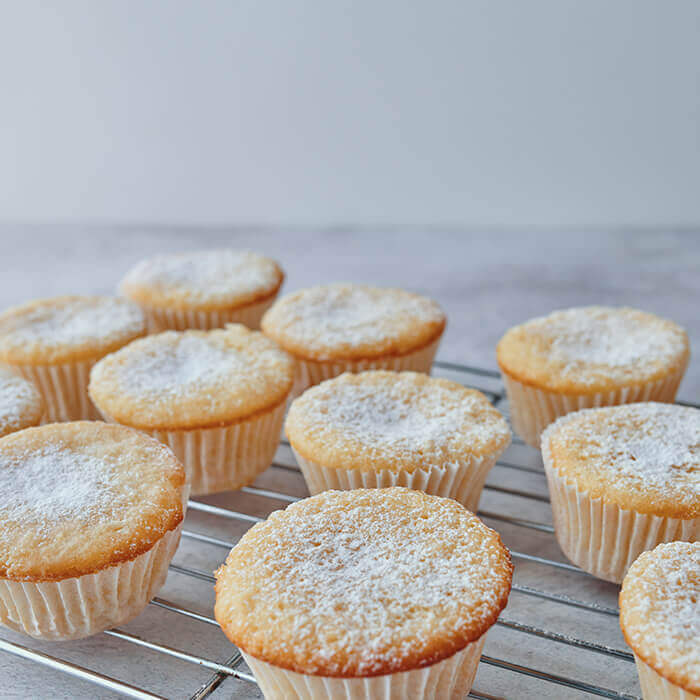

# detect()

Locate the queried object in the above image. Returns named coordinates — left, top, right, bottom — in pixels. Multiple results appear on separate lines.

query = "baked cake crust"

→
left=286, top=371, right=510, bottom=473
left=120, top=249, right=284, bottom=312
left=89, top=325, right=295, bottom=431
left=620, top=541, right=700, bottom=695
left=215, top=488, right=512, bottom=677
left=0, top=369, right=43, bottom=438
left=0, top=421, right=185, bottom=581
left=261, top=284, right=446, bottom=362
left=541, top=403, right=700, bottom=519
left=497, top=306, right=689, bottom=395
left=0, top=296, right=147, bottom=365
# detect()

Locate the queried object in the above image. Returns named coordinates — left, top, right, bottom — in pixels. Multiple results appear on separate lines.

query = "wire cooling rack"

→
left=3, top=359, right=693, bottom=699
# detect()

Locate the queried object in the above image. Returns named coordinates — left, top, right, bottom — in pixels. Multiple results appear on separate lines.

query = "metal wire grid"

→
left=2, top=359, right=693, bottom=700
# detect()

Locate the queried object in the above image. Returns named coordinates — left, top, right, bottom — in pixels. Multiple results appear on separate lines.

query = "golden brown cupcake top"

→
left=215, top=488, right=512, bottom=677
left=89, top=324, right=295, bottom=430
left=0, top=369, right=43, bottom=438
left=497, top=306, right=689, bottom=394
left=120, top=249, right=284, bottom=312
left=261, top=284, right=446, bottom=362
left=0, top=422, right=185, bottom=582
left=0, top=296, right=147, bottom=365
left=620, top=541, right=699, bottom=695
left=286, top=371, right=510, bottom=473
left=542, top=403, right=700, bottom=519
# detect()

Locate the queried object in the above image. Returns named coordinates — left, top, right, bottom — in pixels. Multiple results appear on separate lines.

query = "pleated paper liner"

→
left=293, top=449, right=496, bottom=513
left=241, top=634, right=486, bottom=700
left=289, top=335, right=442, bottom=400
left=0, top=524, right=182, bottom=641
left=543, top=461, right=698, bottom=583
left=502, top=363, right=687, bottom=448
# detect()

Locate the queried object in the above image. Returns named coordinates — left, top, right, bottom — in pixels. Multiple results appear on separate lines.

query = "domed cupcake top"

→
left=620, top=541, right=699, bottom=695
left=542, top=402, right=700, bottom=518
left=261, top=284, right=446, bottom=361
left=215, top=487, right=512, bottom=677
left=286, top=371, right=510, bottom=472
left=0, top=422, right=185, bottom=581
left=0, top=296, right=147, bottom=365
left=89, top=324, right=295, bottom=430
left=120, top=249, right=284, bottom=311
left=497, top=306, right=688, bottom=394
left=0, top=369, right=43, bottom=438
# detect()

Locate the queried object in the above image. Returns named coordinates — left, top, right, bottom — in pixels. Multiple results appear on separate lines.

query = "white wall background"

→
left=1, top=1, right=699, bottom=229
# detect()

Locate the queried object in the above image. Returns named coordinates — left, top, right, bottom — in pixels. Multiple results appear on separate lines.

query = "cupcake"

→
left=286, top=370, right=510, bottom=511
left=89, top=324, right=295, bottom=495
left=0, top=368, right=43, bottom=437
left=0, top=421, right=185, bottom=640
left=0, top=296, right=147, bottom=422
left=119, top=249, right=284, bottom=331
left=262, top=284, right=446, bottom=398
left=215, top=488, right=512, bottom=700
left=620, top=541, right=699, bottom=700
left=497, top=306, right=689, bottom=447
left=542, top=403, right=700, bottom=583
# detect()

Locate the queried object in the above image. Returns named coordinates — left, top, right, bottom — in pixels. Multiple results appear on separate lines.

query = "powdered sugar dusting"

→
left=121, top=249, right=281, bottom=306
left=1, top=445, right=121, bottom=530
left=0, top=422, right=184, bottom=580
left=262, top=284, right=445, bottom=359
left=287, top=372, right=510, bottom=470
left=543, top=403, right=700, bottom=513
left=118, top=333, right=243, bottom=398
left=621, top=541, right=699, bottom=693
left=0, top=296, right=145, bottom=361
left=515, top=306, right=687, bottom=386
left=0, top=369, right=42, bottom=437
left=216, top=488, right=512, bottom=676
left=89, top=326, right=295, bottom=428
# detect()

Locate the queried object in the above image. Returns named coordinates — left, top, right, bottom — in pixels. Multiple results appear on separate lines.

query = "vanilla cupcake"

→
left=215, top=488, right=512, bottom=700
left=620, top=542, right=699, bottom=700
left=120, top=249, right=284, bottom=331
left=0, top=422, right=185, bottom=640
left=542, top=403, right=699, bottom=583
left=497, top=306, right=689, bottom=447
left=286, top=371, right=510, bottom=510
left=0, top=368, right=43, bottom=437
left=261, top=284, right=446, bottom=397
left=0, top=296, right=147, bottom=422
left=89, top=325, right=294, bottom=495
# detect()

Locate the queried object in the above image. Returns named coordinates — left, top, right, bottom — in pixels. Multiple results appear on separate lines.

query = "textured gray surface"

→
left=0, top=226, right=697, bottom=699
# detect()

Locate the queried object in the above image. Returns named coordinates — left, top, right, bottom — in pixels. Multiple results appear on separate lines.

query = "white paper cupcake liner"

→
left=241, top=633, right=486, bottom=700
left=140, top=295, right=278, bottom=333
left=543, top=454, right=699, bottom=583
left=141, top=400, right=286, bottom=496
left=290, top=335, right=442, bottom=399
left=502, top=364, right=686, bottom=448
left=0, top=524, right=182, bottom=641
left=11, top=359, right=101, bottom=422
left=634, top=654, right=697, bottom=700
left=293, top=449, right=497, bottom=512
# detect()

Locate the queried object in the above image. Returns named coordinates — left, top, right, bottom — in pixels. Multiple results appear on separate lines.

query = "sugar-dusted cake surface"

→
left=0, top=368, right=43, bottom=438
left=89, top=324, right=295, bottom=430
left=620, top=541, right=699, bottom=695
left=261, top=284, right=446, bottom=361
left=0, top=296, right=147, bottom=365
left=286, top=370, right=510, bottom=472
left=541, top=402, right=700, bottom=519
left=497, top=306, right=689, bottom=394
left=0, top=422, right=185, bottom=581
left=215, top=487, right=512, bottom=677
left=120, top=249, right=283, bottom=311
